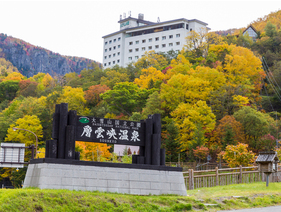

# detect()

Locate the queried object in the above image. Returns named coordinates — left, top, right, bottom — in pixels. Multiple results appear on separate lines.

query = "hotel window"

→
left=149, top=38, right=152, bottom=42
left=105, top=49, right=107, bottom=52
left=129, top=49, right=132, bottom=53
left=114, top=39, right=116, bottom=42
left=142, top=47, right=145, bottom=51
left=148, top=46, right=152, bottom=50
left=162, top=44, right=166, bottom=48
left=104, top=63, right=106, bottom=66
left=108, top=62, right=111, bottom=65
left=135, top=56, right=139, bottom=60
left=155, top=37, right=159, bottom=41
left=186, top=24, right=189, bottom=30
left=118, top=45, right=120, bottom=48
left=113, top=53, right=116, bottom=57
left=104, top=56, right=107, bottom=59
left=118, top=52, right=120, bottom=55
left=117, top=59, right=120, bottom=63
left=136, top=40, right=139, bottom=44
left=129, top=42, right=133, bottom=45
left=162, top=36, right=166, bottom=40
left=176, top=34, right=180, bottom=38
left=176, top=42, right=180, bottom=45
left=155, top=45, right=159, bottom=49
left=118, top=37, right=121, bottom=41
left=190, top=28, right=192, bottom=31
left=128, top=57, right=132, bottom=61
left=113, top=61, right=115, bottom=64
left=169, top=35, right=173, bottom=39
left=142, top=39, right=146, bottom=43
left=135, top=48, right=139, bottom=52
left=109, top=40, right=112, bottom=44
left=169, top=43, right=173, bottom=46
left=113, top=46, right=116, bottom=50
left=109, top=55, right=111, bottom=58
left=109, top=48, right=111, bottom=51
left=105, top=42, right=108, bottom=45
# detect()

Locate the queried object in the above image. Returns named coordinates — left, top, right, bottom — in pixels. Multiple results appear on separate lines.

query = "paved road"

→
left=219, top=205, right=281, bottom=212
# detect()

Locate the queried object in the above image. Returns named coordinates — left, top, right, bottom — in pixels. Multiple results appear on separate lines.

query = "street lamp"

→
left=12, top=127, right=38, bottom=158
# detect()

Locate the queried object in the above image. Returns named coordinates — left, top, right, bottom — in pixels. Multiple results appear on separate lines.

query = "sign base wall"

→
left=23, top=161, right=187, bottom=196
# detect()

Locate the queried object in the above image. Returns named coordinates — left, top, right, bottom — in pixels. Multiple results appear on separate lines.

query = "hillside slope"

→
left=0, top=33, right=100, bottom=77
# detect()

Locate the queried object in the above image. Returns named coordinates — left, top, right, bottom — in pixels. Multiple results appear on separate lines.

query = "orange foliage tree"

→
left=76, top=141, right=111, bottom=162
left=193, top=146, right=209, bottom=162
left=214, top=115, right=246, bottom=149
left=84, top=84, right=110, bottom=106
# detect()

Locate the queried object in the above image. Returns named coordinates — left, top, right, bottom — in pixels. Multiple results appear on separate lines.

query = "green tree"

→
left=0, top=80, right=19, bottom=102
left=142, top=91, right=164, bottom=119
left=101, top=82, right=153, bottom=116
left=233, top=106, right=274, bottom=151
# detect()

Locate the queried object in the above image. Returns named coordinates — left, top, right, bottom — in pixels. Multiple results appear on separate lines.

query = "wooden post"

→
left=48, top=140, right=57, bottom=158
left=160, top=148, right=165, bottom=166
left=145, top=118, right=153, bottom=165
left=151, top=134, right=161, bottom=165
left=52, top=104, right=60, bottom=140
left=58, top=103, right=68, bottom=159
left=216, top=167, right=219, bottom=186
left=45, top=140, right=50, bottom=158
left=190, top=169, right=194, bottom=190
left=151, top=114, right=161, bottom=166
left=65, top=125, right=75, bottom=159
left=239, top=165, right=243, bottom=184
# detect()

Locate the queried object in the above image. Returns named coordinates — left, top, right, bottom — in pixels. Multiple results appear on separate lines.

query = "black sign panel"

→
left=76, top=116, right=145, bottom=146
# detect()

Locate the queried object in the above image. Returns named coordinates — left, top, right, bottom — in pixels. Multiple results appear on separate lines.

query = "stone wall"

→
left=23, top=163, right=187, bottom=196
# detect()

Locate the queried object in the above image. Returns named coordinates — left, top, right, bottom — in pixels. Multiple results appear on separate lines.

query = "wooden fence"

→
left=183, top=166, right=262, bottom=190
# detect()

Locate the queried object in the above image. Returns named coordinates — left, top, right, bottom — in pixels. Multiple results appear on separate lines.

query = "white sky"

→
left=0, top=0, right=280, bottom=63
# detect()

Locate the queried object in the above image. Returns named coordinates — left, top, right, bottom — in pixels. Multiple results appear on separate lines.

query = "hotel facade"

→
left=102, top=14, right=210, bottom=69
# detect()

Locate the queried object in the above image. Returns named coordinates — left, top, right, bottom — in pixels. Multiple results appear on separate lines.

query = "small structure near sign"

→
left=0, top=143, right=25, bottom=168
left=255, top=151, right=279, bottom=186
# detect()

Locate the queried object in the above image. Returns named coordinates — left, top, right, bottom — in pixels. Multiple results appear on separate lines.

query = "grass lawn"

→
left=0, top=182, right=281, bottom=211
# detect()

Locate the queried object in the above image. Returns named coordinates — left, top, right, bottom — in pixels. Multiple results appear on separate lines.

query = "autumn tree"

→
left=134, top=67, right=165, bottom=89
left=5, top=115, right=43, bottom=147
left=171, top=100, right=216, bottom=151
left=222, top=143, right=255, bottom=168
left=18, top=80, right=38, bottom=97
left=0, top=80, right=19, bottom=102
left=84, top=84, right=110, bottom=106
left=214, top=115, right=246, bottom=149
left=134, top=50, right=168, bottom=70
left=76, top=141, right=111, bottom=162
left=100, top=70, right=130, bottom=89
left=161, top=73, right=212, bottom=112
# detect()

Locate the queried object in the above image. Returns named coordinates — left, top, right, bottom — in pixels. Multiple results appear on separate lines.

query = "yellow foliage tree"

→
left=222, top=143, right=255, bottom=168
left=134, top=67, right=165, bottom=89
left=2, top=72, right=25, bottom=81
left=42, top=73, right=54, bottom=88
left=171, top=101, right=216, bottom=150
left=161, top=73, right=213, bottom=111
left=134, top=50, right=168, bottom=70
left=5, top=115, right=43, bottom=147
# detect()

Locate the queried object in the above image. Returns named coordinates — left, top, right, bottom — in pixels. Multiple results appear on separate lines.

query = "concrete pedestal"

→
left=23, top=159, right=187, bottom=196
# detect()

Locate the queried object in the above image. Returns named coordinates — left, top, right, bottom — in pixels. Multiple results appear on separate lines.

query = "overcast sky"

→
left=0, top=0, right=280, bottom=63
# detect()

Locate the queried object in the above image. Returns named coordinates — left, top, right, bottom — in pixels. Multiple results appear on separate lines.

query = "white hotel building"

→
left=102, top=14, right=210, bottom=69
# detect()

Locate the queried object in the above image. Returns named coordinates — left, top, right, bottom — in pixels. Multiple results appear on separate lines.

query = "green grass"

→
left=0, top=182, right=280, bottom=211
